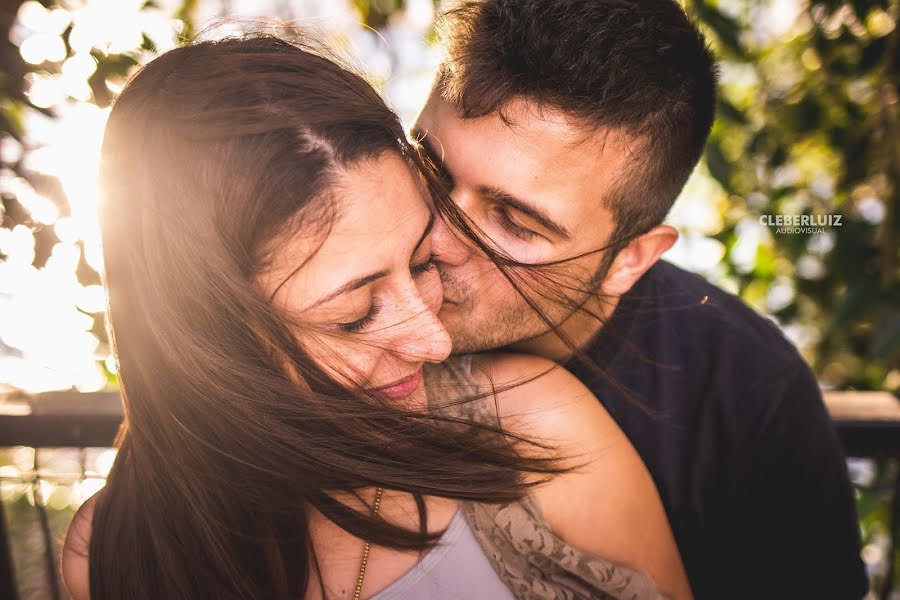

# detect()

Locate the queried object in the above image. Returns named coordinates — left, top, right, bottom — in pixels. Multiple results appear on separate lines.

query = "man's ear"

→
left=600, top=225, right=678, bottom=297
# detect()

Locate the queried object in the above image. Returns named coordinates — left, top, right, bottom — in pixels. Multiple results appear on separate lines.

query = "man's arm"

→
left=718, top=360, right=867, bottom=599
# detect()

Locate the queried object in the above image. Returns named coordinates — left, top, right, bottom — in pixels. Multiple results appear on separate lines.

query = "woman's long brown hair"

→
left=89, top=33, right=564, bottom=599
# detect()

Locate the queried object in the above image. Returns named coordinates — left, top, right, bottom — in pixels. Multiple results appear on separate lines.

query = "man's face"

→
left=413, top=95, right=633, bottom=353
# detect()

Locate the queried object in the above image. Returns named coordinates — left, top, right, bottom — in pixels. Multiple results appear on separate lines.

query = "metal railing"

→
left=1, top=389, right=898, bottom=599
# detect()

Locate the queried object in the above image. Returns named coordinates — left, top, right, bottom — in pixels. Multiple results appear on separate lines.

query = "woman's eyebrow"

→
left=307, top=213, right=435, bottom=310
left=308, top=270, right=390, bottom=309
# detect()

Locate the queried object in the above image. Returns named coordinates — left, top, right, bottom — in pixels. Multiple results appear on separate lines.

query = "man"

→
left=412, top=0, right=867, bottom=598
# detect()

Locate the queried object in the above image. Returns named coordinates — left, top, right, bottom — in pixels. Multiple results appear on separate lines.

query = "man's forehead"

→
left=428, top=96, right=630, bottom=178
left=430, top=95, right=621, bottom=147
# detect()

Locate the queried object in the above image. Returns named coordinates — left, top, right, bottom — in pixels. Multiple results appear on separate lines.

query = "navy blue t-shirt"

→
left=565, top=260, right=867, bottom=599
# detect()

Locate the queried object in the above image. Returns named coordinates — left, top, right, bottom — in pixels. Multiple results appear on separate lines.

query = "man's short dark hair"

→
left=436, top=0, right=719, bottom=242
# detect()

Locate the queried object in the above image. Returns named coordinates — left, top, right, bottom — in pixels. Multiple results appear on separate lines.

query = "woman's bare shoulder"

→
left=61, top=492, right=99, bottom=600
left=467, top=352, right=622, bottom=447
left=468, top=352, right=692, bottom=600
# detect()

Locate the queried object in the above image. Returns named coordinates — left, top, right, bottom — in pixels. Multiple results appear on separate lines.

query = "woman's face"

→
left=257, top=152, right=451, bottom=409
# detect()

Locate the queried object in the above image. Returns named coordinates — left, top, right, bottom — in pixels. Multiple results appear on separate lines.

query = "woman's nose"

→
left=389, top=291, right=452, bottom=364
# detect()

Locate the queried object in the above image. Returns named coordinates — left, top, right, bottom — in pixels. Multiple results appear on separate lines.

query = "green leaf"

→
left=717, top=96, right=749, bottom=124
left=0, top=99, right=26, bottom=141
left=693, top=0, right=747, bottom=58
left=353, top=0, right=406, bottom=30
left=872, top=314, right=900, bottom=359
left=704, top=139, right=733, bottom=190
left=859, top=36, right=887, bottom=72
left=791, top=95, right=824, bottom=134
left=749, top=129, right=771, bottom=154
left=769, top=142, right=789, bottom=167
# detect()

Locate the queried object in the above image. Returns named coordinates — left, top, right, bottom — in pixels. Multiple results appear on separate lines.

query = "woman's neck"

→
left=304, top=490, right=459, bottom=600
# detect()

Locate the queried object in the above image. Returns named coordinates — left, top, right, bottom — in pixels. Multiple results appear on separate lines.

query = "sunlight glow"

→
left=19, top=33, right=67, bottom=64
left=2, top=0, right=427, bottom=395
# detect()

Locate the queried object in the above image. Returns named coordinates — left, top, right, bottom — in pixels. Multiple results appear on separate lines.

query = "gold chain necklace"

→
left=352, top=487, right=384, bottom=600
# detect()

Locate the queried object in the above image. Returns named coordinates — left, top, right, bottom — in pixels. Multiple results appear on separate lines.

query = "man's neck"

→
left=506, top=291, right=621, bottom=363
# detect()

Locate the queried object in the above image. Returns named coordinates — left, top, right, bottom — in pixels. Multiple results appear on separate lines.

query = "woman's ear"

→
left=600, top=225, right=678, bottom=297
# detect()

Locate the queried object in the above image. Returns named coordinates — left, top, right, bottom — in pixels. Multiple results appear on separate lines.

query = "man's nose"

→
left=431, top=207, right=471, bottom=268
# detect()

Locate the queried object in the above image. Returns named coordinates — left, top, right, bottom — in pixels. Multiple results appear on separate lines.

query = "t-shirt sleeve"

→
left=720, top=359, right=868, bottom=599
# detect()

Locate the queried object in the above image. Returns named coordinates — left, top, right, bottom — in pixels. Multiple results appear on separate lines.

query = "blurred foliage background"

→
left=687, top=0, right=900, bottom=393
left=0, top=0, right=897, bottom=597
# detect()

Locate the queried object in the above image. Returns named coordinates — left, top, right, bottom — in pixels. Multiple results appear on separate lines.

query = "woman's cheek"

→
left=308, top=335, right=378, bottom=389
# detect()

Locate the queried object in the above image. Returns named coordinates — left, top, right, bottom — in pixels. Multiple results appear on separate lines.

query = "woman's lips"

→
left=370, top=368, right=424, bottom=401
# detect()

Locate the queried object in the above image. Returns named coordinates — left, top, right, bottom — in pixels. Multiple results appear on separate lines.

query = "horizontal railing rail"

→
left=0, top=389, right=898, bottom=599
left=2, top=389, right=899, bottom=452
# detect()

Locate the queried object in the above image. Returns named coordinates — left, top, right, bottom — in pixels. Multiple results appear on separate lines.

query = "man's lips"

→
left=370, top=368, right=424, bottom=400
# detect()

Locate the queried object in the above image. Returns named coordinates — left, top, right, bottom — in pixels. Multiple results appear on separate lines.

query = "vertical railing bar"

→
left=0, top=497, right=20, bottom=600
left=881, top=459, right=900, bottom=600
left=32, top=450, right=61, bottom=600
left=78, top=447, right=87, bottom=486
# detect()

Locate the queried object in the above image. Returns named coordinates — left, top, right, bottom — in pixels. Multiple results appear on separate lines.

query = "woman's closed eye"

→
left=336, top=258, right=435, bottom=333
left=338, top=301, right=381, bottom=333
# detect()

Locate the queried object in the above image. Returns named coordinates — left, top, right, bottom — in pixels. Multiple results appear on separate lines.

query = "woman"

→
left=61, top=33, right=691, bottom=600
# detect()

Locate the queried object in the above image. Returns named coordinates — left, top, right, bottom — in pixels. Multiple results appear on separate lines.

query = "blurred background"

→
left=0, top=0, right=897, bottom=598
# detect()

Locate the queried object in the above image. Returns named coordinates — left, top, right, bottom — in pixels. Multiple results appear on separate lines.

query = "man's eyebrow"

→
left=306, top=214, right=435, bottom=310
left=414, top=131, right=570, bottom=241
left=481, top=186, right=572, bottom=240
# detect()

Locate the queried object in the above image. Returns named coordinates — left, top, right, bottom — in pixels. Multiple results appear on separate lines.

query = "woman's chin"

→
left=397, top=383, right=428, bottom=412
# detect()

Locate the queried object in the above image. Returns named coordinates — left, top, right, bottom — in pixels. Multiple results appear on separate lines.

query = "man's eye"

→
left=338, top=302, right=381, bottom=333
left=495, top=208, right=538, bottom=241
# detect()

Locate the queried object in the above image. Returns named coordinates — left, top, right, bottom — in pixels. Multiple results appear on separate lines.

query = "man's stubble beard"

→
left=440, top=297, right=546, bottom=354
left=438, top=269, right=591, bottom=355
left=438, top=255, right=616, bottom=355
